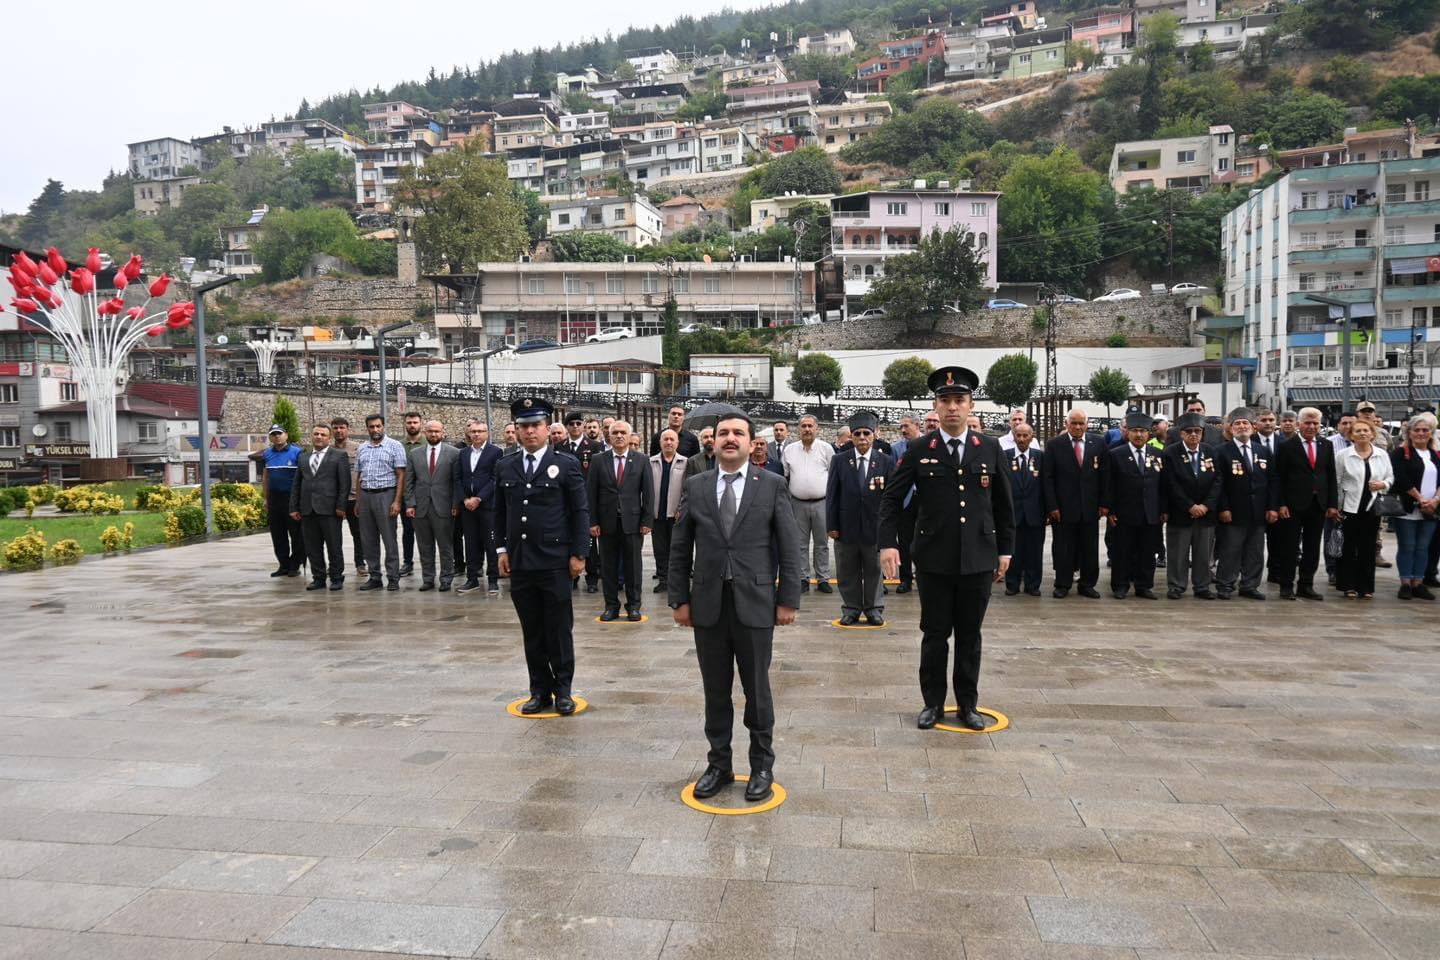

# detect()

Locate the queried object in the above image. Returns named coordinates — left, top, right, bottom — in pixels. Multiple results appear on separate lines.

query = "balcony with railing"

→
left=1288, top=201, right=1379, bottom=225
left=1288, top=240, right=1376, bottom=265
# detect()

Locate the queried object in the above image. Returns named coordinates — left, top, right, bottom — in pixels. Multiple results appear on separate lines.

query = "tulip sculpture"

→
left=7, top=247, right=194, bottom=459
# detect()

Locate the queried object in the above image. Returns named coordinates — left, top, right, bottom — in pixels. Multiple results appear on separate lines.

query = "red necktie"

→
left=428, top=446, right=436, bottom=476
left=1306, top=440, right=1315, bottom=469
left=616, top=455, right=625, bottom=488
left=1074, top=438, right=1083, bottom=466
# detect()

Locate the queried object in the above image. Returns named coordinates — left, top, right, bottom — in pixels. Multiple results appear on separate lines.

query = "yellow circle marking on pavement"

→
left=680, top=775, right=787, bottom=815
left=830, top=618, right=885, bottom=630
left=934, top=706, right=1009, bottom=734
left=506, top=696, right=590, bottom=719
left=594, top=615, right=650, bottom=624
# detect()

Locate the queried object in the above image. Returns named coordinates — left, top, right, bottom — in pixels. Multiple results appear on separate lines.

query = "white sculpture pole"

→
left=246, top=339, right=286, bottom=376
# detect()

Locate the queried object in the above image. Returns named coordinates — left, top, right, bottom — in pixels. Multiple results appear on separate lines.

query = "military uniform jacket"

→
left=1104, top=443, right=1165, bottom=526
left=1215, top=439, right=1274, bottom=527
left=1162, top=442, right=1221, bottom=526
left=878, top=430, right=1015, bottom=575
left=559, top=436, right=603, bottom=475
left=1006, top=447, right=1045, bottom=527
left=1041, top=432, right=1108, bottom=521
left=825, top=447, right=893, bottom=545
left=494, top=445, right=590, bottom=571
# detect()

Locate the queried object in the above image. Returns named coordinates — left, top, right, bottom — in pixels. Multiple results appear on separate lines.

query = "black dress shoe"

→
left=1279, top=588, right=1296, bottom=600
left=1024, top=586, right=1042, bottom=597
left=306, top=581, right=326, bottom=591
left=586, top=582, right=599, bottom=594
left=1053, top=587, right=1070, bottom=598
left=399, top=563, right=414, bottom=577
left=1424, top=577, right=1440, bottom=589
left=599, top=608, right=619, bottom=622
left=626, top=609, right=642, bottom=622
left=800, top=581, right=810, bottom=593
left=438, top=581, right=451, bottom=592
left=386, top=581, right=399, bottom=591
left=358, top=579, right=383, bottom=591
left=286, top=568, right=302, bottom=577
left=1078, top=586, right=1101, bottom=599
left=555, top=695, right=576, bottom=715
left=458, top=579, right=481, bottom=594
left=895, top=583, right=912, bottom=594
left=745, top=770, right=775, bottom=802
left=865, top=613, right=884, bottom=626
left=1239, top=588, right=1266, bottom=600
left=419, top=581, right=436, bottom=592
left=1167, top=589, right=1184, bottom=600
left=692, top=765, right=735, bottom=799
left=1194, top=590, right=1215, bottom=600
left=1005, top=586, right=1019, bottom=596
left=816, top=581, right=834, bottom=594
left=270, top=567, right=289, bottom=578
left=958, top=708, right=987, bottom=731
left=1135, top=589, right=1159, bottom=600
left=838, top=613, right=860, bottom=626
left=488, top=581, right=501, bottom=593
left=1297, top=587, right=1324, bottom=601
left=1215, top=591, right=1231, bottom=600
left=653, top=582, right=668, bottom=593
left=519, top=696, right=552, bottom=715
left=329, top=582, right=344, bottom=591
left=917, top=706, right=942, bottom=729
left=1112, top=589, right=1129, bottom=599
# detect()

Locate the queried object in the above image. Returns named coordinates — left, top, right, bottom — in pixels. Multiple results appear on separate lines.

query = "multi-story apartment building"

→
left=440, top=110, right=496, bottom=151
left=218, top=207, right=267, bottom=277
left=506, top=138, right=626, bottom=197
left=262, top=118, right=350, bottom=153
left=616, top=122, right=702, bottom=185
left=944, top=23, right=1017, bottom=79
left=830, top=184, right=1000, bottom=314
left=363, top=101, right=433, bottom=138
left=982, top=1, right=1039, bottom=29
left=624, top=47, right=683, bottom=84
left=1070, top=7, right=1136, bottom=67
left=547, top=195, right=664, bottom=247
left=659, top=195, right=708, bottom=235
left=722, top=58, right=789, bottom=89
left=127, top=137, right=202, bottom=180
left=557, top=111, right=611, bottom=143
left=1135, top=0, right=1214, bottom=22
left=993, top=27, right=1071, bottom=79
left=697, top=123, right=754, bottom=171
left=429, top=260, right=819, bottom=347
left=1177, top=16, right=1248, bottom=57
left=555, top=67, right=605, bottom=96
left=492, top=104, right=560, bottom=153
left=132, top=175, right=202, bottom=217
left=855, top=31, right=946, bottom=93
left=795, top=29, right=856, bottom=57
left=1222, top=126, right=1440, bottom=414
left=725, top=81, right=821, bottom=145
left=815, top=101, right=893, bottom=154
left=611, top=83, right=690, bottom=124
left=751, top=193, right=837, bottom=231
left=1110, top=125, right=1259, bottom=194
left=354, top=140, right=432, bottom=211
left=191, top=127, right=266, bottom=162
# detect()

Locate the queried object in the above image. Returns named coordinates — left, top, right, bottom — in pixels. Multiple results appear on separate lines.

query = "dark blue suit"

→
left=454, top=442, right=503, bottom=585
left=826, top=447, right=893, bottom=617
left=1005, top=445, right=1045, bottom=593
left=1104, top=443, right=1165, bottom=594
left=495, top=445, right=591, bottom=699
left=1214, top=437, right=1274, bottom=595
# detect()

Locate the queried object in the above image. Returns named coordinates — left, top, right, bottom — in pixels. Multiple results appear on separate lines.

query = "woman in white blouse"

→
left=1390, top=412, right=1440, bottom=600
left=1334, top=419, right=1394, bottom=598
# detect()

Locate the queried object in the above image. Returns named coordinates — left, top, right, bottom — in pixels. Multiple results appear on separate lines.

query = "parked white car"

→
left=1169, top=282, right=1209, bottom=295
left=586, top=327, right=635, bottom=343
left=852, top=308, right=887, bottom=320
left=1094, top=288, right=1142, bottom=302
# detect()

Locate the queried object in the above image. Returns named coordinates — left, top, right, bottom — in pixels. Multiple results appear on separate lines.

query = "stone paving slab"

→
left=2, top=533, right=1439, bottom=957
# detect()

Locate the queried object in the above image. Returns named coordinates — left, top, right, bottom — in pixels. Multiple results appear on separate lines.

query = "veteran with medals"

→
left=826, top=410, right=893, bottom=626
left=879, top=366, right=1014, bottom=730
left=494, top=397, right=591, bottom=715
left=1104, top=408, right=1166, bottom=599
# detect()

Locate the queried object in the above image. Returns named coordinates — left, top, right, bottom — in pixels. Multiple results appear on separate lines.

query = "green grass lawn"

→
left=0, top=513, right=170, bottom=555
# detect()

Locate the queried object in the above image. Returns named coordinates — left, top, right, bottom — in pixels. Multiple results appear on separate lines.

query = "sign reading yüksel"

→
left=25, top=443, right=91, bottom=458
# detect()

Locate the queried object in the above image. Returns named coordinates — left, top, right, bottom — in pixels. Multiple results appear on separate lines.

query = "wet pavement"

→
left=1, top=534, right=1439, bottom=959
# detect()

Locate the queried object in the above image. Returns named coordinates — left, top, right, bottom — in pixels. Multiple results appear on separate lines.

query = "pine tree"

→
left=18, top=179, right=65, bottom=248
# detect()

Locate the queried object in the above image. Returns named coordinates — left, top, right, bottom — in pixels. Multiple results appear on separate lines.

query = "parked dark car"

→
left=514, top=338, right=561, bottom=353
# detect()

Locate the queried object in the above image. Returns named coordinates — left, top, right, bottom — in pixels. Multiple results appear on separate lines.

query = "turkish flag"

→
left=1427, top=255, right=1440, bottom=273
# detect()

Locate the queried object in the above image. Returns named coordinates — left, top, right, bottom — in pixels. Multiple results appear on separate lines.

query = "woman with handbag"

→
left=1390, top=412, right=1440, bottom=601
left=1334, top=419, right=1394, bottom=598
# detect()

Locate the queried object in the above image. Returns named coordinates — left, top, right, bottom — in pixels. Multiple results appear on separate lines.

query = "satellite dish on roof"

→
left=216, top=334, right=229, bottom=345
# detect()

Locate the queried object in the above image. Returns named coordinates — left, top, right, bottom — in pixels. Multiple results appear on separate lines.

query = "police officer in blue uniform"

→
left=879, top=366, right=1014, bottom=731
left=495, top=398, right=591, bottom=715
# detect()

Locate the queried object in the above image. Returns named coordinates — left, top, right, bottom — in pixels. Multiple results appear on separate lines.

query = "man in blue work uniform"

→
left=495, top=397, right=591, bottom=716
left=261, top=424, right=304, bottom=578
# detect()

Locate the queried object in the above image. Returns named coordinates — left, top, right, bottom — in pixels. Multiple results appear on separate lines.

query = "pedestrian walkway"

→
left=0, top=535, right=1436, bottom=958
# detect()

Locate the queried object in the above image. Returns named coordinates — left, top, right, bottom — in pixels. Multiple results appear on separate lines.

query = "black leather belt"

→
left=363, top=486, right=396, bottom=493
left=794, top=496, right=825, bottom=502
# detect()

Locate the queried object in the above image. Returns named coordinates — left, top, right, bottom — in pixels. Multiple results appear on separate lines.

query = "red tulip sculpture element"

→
left=5, top=247, right=193, bottom=458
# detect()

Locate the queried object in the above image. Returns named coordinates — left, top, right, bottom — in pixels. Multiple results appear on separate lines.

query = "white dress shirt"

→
left=715, top=468, right=746, bottom=509
left=781, top=440, right=832, bottom=499
left=468, top=442, right=488, bottom=471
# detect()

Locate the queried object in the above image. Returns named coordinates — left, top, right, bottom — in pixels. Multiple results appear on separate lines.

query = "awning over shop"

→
left=1289, top=385, right=1439, bottom=402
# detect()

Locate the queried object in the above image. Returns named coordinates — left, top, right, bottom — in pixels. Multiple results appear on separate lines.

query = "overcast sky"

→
left=0, top=0, right=777, bottom=216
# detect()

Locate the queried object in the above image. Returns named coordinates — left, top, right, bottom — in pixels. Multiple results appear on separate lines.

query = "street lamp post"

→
left=376, top=320, right=413, bottom=424
left=193, top=274, right=241, bottom=537
left=1198, top=329, right=1233, bottom=416
left=1304, top=293, right=1355, bottom=411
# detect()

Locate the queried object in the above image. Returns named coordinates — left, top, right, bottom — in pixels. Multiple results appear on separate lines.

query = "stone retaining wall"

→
left=227, top=277, right=429, bottom=324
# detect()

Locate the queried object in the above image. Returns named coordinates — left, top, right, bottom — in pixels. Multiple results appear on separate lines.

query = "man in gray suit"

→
left=684, top=426, right=716, bottom=478
left=404, top=419, right=460, bottom=591
left=587, top=419, right=654, bottom=621
left=289, top=423, right=351, bottom=591
left=669, top=411, right=803, bottom=804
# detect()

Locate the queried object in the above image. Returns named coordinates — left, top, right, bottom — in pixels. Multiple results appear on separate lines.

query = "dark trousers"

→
left=1276, top=502, right=1325, bottom=591
left=461, top=507, right=498, bottom=583
left=267, top=489, right=303, bottom=571
left=651, top=516, right=675, bottom=586
left=1111, top=522, right=1160, bottom=593
left=1337, top=511, right=1380, bottom=594
left=1052, top=520, right=1099, bottom=590
left=916, top=569, right=991, bottom=711
left=510, top=567, right=575, bottom=698
left=1265, top=519, right=1281, bottom=583
left=694, top=581, right=775, bottom=773
left=1215, top=522, right=1265, bottom=594
left=343, top=499, right=363, bottom=567
left=584, top=536, right=600, bottom=585
left=897, top=501, right=917, bottom=585
left=401, top=512, right=415, bottom=565
left=600, top=529, right=643, bottom=611
left=300, top=513, right=344, bottom=583
left=452, top=511, right=466, bottom=572
left=1005, top=522, right=1045, bottom=592
left=1428, top=521, right=1440, bottom=580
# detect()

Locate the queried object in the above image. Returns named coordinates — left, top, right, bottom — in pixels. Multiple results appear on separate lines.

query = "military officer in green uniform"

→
left=879, top=366, right=1015, bottom=730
